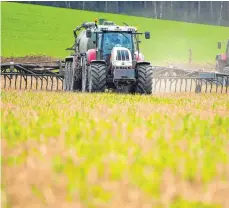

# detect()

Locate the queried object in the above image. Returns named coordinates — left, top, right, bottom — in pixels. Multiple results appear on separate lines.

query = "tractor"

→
left=216, top=39, right=229, bottom=74
left=63, top=18, right=153, bottom=94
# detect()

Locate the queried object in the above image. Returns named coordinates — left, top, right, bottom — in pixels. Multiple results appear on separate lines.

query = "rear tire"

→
left=88, top=63, right=107, bottom=92
left=136, top=64, right=153, bottom=94
left=81, top=57, right=88, bottom=92
left=223, top=66, right=229, bottom=86
left=63, top=61, right=72, bottom=91
left=223, top=66, right=229, bottom=74
left=216, top=60, right=224, bottom=73
left=63, top=61, right=81, bottom=91
left=73, top=66, right=82, bottom=91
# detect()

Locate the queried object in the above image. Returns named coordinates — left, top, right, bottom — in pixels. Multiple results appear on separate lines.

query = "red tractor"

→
left=64, top=18, right=153, bottom=94
left=216, top=39, right=229, bottom=74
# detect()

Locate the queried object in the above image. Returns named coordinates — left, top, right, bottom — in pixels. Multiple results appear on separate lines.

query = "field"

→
left=1, top=2, right=229, bottom=208
left=1, top=2, right=229, bottom=65
left=2, top=90, right=229, bottom=208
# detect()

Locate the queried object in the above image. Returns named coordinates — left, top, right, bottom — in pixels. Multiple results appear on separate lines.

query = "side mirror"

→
left=145, top=32, right=150, bottom=39
left=86, top=29, right=92, bottom=38
left=218, top=42, right=221, bottom=49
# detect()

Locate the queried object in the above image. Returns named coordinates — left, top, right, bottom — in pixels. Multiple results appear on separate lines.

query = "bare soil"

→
left=1, top=55, right=61, bottom=64
left=159, top=60, right=216, bottom=71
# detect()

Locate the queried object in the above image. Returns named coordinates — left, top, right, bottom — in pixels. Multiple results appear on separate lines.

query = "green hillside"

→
left=1, top=2, right=229, bottom=64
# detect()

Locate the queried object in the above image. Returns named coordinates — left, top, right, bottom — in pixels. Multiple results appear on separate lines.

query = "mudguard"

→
left=87, top=49, right=96, bottom=64
left=65, top=56, right=74, bottom=62
left=90, top=60, right=107, bottom=65
left=135, top=51, right=145, bottom=61
left=136, top=61, right=151, bottom=66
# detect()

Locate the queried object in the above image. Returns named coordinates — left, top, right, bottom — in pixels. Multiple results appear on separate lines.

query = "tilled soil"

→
left=159, top=61, right=216, bottom=72
left=1, top=55, right=61, bottom=64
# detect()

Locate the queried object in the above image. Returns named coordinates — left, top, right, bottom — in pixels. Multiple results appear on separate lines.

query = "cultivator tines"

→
left=152, top=67, right=229, bottom=94
left=1, top=61, right=229, bottom=94
left=1, top=61, right=64, bottom=91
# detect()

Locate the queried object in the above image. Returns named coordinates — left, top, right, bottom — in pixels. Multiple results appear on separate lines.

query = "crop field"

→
left=1, top=1, right=229, bottom=208
left=1, top=90, right=229, bottom=208
left=1, top=2, right=229, bottom=65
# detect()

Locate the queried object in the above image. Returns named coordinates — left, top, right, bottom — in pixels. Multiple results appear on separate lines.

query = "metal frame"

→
left=1, top=61, right=64, bottom=91
left=1, top=62, right=229, bottom=94
left=151, top=67, right=229, bottom=94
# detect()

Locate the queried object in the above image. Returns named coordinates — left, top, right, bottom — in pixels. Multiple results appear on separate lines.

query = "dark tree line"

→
left=18, top=1, right=229, bottom=27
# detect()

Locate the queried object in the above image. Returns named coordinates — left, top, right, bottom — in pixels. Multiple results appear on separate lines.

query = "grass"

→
left=1, top=90, right=229, bottom=207
left=1, top=2, right=229, bottom=64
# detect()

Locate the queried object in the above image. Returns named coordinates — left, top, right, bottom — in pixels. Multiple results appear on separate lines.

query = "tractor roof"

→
left=97, top=25, right=137, bottom=33
left=94, top=18, right=137, bottom=32
left=78, top=19, right=138, bottom=34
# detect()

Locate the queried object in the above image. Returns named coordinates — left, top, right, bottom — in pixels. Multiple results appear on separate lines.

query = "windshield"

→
left=101, top=32, right=133, bottom=55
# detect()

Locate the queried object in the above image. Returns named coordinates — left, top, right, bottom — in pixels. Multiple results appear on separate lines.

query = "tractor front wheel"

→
left=88, top=63, right=107, bottom=92
left=136, top=64, right=153, bottom=94
left=63, top=61, right=73, bottom=91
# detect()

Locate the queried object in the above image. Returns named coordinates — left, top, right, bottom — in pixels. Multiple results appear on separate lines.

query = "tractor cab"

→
left=87, top=19, right=150, bottom=66
left=217, top=39, right=229, bottom=55
left=99, top=31, right=134, bottom=64
left=216, top=39, right=229, bottom=72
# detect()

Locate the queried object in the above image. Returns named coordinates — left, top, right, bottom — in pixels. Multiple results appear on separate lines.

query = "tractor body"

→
left=64, top=19, right=153, bottom=93
left=216, top=39, right=229, bottom=74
